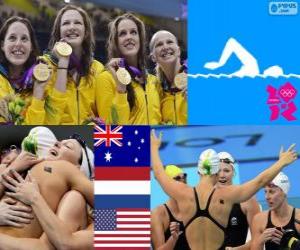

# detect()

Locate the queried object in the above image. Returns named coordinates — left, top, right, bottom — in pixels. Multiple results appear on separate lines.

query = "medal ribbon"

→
left=181, top=59, right=188, bottom=73
left=119, top=58, right=142, bottom=78
left=45, top=50, right=84, bottom=76
left=0, top=63, right=35, bottom=91
left=69, top=53, right=84, bottom=76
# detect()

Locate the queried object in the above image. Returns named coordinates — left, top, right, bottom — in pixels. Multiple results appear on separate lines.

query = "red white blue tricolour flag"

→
left=94, top=125, right=151, bottom=249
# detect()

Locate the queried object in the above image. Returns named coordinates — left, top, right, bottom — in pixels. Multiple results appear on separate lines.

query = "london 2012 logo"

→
left=267, top=82, right=297, bottom=121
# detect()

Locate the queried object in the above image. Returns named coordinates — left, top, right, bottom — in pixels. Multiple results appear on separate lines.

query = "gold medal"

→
left=55, top=42, right=72, bottom=57
left=116, top=67, right=131, bottom=85
left=174, top=72, right=187, bottom=90
left=33, top=63, right=51, bottom=82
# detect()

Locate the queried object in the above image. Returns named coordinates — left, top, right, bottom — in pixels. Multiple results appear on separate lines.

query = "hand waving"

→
left=279, top=144, right=297, bottom=166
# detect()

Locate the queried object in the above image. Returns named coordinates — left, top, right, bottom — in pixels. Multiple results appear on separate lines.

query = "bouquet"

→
left=0, top=95, right=28, bottom=125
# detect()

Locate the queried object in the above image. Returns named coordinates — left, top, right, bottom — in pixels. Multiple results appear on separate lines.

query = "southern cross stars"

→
left=104, top=151, right=112, bottom=162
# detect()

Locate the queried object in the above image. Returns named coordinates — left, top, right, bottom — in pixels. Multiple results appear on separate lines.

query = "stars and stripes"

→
left=94, top=208, right=150, bottom=249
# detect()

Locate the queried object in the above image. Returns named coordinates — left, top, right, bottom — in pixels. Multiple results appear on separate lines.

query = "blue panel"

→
left=188, top=0, right=300, bottom=124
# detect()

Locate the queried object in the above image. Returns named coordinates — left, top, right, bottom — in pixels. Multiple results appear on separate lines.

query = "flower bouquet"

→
left=0, top=95, right=28, bottom=125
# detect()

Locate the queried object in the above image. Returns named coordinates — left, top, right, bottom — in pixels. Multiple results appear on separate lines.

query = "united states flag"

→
left=94, top=125, right=150, bottom=249
left=94, top=208, right=150, bottom=248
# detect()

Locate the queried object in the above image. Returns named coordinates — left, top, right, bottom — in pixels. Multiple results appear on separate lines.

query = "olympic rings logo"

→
left=280, top=88, right=295, bottom=97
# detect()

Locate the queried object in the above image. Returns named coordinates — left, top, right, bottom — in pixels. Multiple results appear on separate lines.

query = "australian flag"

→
left=94, top=125, right=150, bottom=166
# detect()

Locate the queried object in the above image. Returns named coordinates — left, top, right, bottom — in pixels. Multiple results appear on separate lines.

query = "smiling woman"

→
left=47, top=139, right=82, bottom=167
left=150, top=30, right=187, bottom=125
left=41, top=4, right=105, bottom=125
left=0, top=17, right=51, bottom=124
left=96, top=13, right=162, bottom=125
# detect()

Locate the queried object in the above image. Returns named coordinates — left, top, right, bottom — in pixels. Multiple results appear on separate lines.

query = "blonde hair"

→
left=149, top=30, right=179, bottom=85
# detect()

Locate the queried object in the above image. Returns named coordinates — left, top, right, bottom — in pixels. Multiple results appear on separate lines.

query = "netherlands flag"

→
left=94, top=125, right=151, bottom=249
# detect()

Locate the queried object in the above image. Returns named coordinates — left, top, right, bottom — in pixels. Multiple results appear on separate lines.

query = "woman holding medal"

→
left=43, top=5, right=104, bottom=125
left=150, top=30, right=187, bottom=125
left=96, top=13, right=161, bottom=125
left=0, top=16, right=51, bottom=125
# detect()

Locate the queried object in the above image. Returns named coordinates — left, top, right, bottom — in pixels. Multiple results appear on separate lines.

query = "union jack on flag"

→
left=94, top=125, right=123, bottom=147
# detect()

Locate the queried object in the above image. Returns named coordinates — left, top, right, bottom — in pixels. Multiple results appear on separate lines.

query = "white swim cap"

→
left=28, top=126, right=57, bottom=158
left=198, top=149, right=220, bottom=175
left=271, top=172, right=290, bottom=195
left=80, top=145, right=94, bottom=180
left=218, top=151, right=235, bottom=168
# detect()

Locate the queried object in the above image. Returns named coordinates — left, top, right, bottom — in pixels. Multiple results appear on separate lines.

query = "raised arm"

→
left=151, top=130, right=190, bottom=201
left=229, top=144, right=297, bottom=204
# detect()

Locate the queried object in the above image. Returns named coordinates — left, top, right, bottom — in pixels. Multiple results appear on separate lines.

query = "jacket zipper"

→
left=173, top=93, right=177, bottom=125
left=145, top=91, right=149, bottom=124
left=142, top=80, right=149, bottom=124
left=75, top=74, right=81, bottom=125
left=76, top=87, right=80, bottom=124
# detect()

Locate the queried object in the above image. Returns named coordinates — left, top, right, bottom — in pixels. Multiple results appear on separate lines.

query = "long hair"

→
left=48, top=5, right=95, bottom=76
left=0, top=16, right=39, bottom=73
left=107, top=13, right=147, bottom=110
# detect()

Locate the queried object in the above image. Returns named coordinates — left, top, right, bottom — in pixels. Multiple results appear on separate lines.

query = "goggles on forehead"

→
left=173, top=173, right=187, bottom=181
left=220, top=158, right=234, bottom=165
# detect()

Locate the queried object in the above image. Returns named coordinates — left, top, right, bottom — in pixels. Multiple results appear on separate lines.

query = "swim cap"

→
left=198, top=149, right=219, bottom=175
left=218, top=151, right=235, bottom=167
left=165, top=164, right=183, bottom=178
left=28, top=126, right=57, bottom=158
left=80, top=145, right=94, bottom=180
left=271, top=172, right=290, bottom=195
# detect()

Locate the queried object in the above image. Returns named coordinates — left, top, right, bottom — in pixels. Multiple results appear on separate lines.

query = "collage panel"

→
left=151, top=126, right=300, bottom=250
left=94, top=125, right=151, bottom=249
left=0, top=0, right=188, bottom=249
left=1, top=0, right=300, bottom=250
left=188, top=0, right=300, bottom=124
left=0, top=0, right=187, bottom=126
left=0, top=125, right=94, bottom=249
